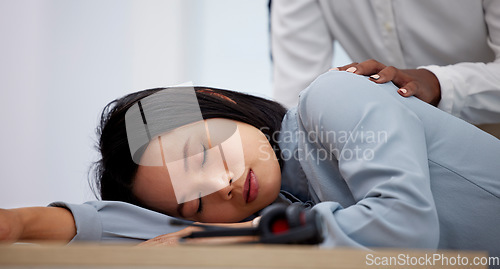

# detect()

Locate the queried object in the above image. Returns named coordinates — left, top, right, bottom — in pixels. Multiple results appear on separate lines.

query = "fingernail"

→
left=399, top=88, right=408, bottom=94
left=370, top=74, right=380, bottom=80
left=346, top=67, right=357, bottom=73
left=330, top=67, right=339, bottom=71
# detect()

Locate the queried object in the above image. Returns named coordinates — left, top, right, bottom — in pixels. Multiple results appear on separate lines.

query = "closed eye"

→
left=201, top=144, right=207, bottom=167
left=197, top=194, right=203, bottom=213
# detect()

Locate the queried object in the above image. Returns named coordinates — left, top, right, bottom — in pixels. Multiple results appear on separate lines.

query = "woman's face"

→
left=132, top=118, right=282, bottom=222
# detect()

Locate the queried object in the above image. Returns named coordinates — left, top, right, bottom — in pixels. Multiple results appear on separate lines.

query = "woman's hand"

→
left=137, top=226, right=202, bottom=247
left=0, top=209, right=23, bottom=242
left=335, top=59, right=441, bottom=106
left=138, top=219, right=259, bottom=247
left=0, top=207, right=76, bottom=243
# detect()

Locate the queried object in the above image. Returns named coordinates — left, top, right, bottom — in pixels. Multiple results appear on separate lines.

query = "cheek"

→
left=132, top=177, right=154, bottom=203
left=241, top=135, right=269, bottom=166
left=257, top=150, right=282, bottom=204
left=132, top=182, right=163, bottom=210
left=246, top=132, right=282, bottom=197
left=220, top=141, right=246, bottom=179
left=132, top=166, right=178, bottom=214
left=260, top=169, right=281, bottom=204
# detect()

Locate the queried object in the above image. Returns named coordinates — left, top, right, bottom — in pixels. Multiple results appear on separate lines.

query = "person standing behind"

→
left=271, top=0, right=500, bottom=126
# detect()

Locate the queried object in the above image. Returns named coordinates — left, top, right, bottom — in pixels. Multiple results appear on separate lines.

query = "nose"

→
left=217, top=184, right=233, bottom=200
left=215, top=172, right=234, bottom=200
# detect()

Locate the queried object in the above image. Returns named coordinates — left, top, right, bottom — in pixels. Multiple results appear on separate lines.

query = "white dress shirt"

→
left=271, top=0, right=500, bottom=124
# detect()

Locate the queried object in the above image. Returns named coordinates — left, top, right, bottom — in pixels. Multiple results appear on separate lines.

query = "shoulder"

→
left=297, top=71, right=402, bottom=132
left=298, top=71, right=396, bottom=109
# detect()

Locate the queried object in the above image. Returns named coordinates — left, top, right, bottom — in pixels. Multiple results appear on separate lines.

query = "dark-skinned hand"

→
left=334, top=59, right=441, bottom=106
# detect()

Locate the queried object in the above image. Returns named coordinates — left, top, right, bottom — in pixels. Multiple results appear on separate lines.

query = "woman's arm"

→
left=298, top=71, right=440, bottom=249
left=1, top=201, right=188, bottom=243
left=0, top=207, right=76, bottom=242
left=49, top=201, right=186, bottom=243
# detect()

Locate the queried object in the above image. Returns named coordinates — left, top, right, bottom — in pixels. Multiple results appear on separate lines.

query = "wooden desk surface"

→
left=0, top=243, right=490, bottom=269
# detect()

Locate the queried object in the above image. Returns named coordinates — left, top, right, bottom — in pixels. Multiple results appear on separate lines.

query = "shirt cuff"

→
left=49, top=201, right=102, bottom=242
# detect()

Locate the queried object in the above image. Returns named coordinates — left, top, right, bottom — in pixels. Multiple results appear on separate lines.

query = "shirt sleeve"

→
left=49, top=201, right=185, bottom=243
left=419, top=0, right=500, bottom=124
left=271, top=0, right=334, bottom=108
left=297, top=71, right=440, bottom=249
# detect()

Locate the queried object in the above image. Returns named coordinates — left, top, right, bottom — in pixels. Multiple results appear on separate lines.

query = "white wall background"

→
left=0, top=0, right=350, bottom=208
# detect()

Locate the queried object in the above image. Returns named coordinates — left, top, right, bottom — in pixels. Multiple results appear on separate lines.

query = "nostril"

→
left=228, top=191, right=232, bottom=196
left=229, top=179, right=233, bottom=185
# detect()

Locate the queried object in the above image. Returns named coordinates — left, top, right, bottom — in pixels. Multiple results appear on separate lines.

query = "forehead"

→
left=125, top=87, right=203, bottom=165
left=139, top=120, right=204, bottom=165
left=139, top=118, right=239, bottom=164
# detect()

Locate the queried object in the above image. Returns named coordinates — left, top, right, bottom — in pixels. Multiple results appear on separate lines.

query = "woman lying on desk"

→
left=1, top=70, right=499, bottom=256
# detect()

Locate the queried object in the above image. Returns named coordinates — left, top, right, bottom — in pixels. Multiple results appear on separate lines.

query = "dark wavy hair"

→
left=91, top=87, right=287, bottom=207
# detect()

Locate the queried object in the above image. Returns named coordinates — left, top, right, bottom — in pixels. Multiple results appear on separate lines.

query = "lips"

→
left=243, top=169, right=259, bottom=203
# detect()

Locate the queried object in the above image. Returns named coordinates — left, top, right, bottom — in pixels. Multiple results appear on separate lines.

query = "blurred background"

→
left=0, top=0, right=350, bottom=208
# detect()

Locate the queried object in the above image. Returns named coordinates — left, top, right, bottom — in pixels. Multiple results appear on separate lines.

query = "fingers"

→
left=335, top=61, right=401, bottom=86
left=137, top=235, right=180, bottom=247
left=352, top=59, right=387, bottom=75
left=372, top=65, right=398, bottom=84
left=334, top=62, right=358, bottom=71
left=377, top=68, right=418, bottom=97
left=139, top=234, right=258, bottom=246
left=182, top=235, right=259, bottom=245
left=398, top=81, right=418, bottom=97
left=137, top=226, right=202, bottom=247
left=333, top=61, right=442, bottom=106
left=333, top=61, right=432, bottom=102
left=136, top=221, right=260, bottom=247
left=334, top=59, right=387, bottom=76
